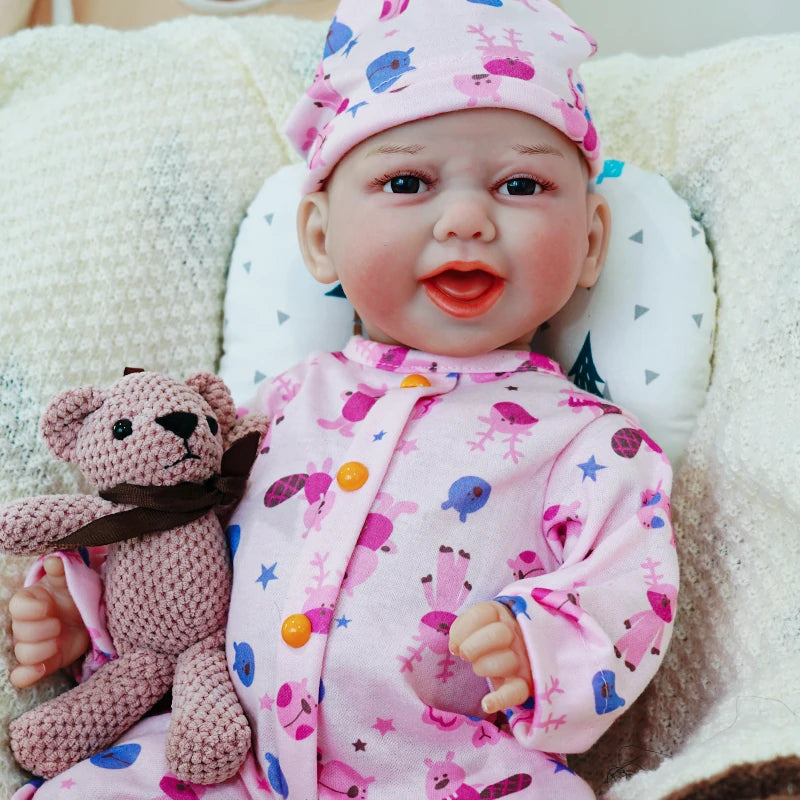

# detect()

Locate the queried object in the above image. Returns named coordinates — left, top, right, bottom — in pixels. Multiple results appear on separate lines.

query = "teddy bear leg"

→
left=166, top=630, right=251, bottom=785
left=10, top=649, right=176, bottom=779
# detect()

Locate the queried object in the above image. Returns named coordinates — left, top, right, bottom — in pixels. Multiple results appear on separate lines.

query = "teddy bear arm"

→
left=0, top=494, right=117, bottom=554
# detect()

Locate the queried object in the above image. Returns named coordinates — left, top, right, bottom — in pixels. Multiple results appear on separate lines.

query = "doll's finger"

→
left=481, top=676, right=531, bottom=715
left=8, top=662, right=48, bottom=689
left=8, top=585, right=55, bottom=622
left=449, top=602, right=504, bottom=653
left=455, top=621, right=513, bottom=663
left=470, top=648, right=520, bottom=679
left=42, top=556, right=67, bottom=586
left=11, top=615, right=61, bottom=644
left=14, top=639, right=59, bottom=666
left=8, top=652, right=63, bottom=689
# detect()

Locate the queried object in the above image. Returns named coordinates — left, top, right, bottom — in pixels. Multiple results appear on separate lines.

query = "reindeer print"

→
left=303, top=552, right=339, bottom=635
left=467, top=24, right=535, bottom=80
left=468, top=402, right=538, bottom=463
left=614, top=558, right=677, bottom=671
left=399, top=547, right=472, bottom=683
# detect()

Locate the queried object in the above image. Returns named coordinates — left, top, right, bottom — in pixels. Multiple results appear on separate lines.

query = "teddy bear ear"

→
left=40, top=385, right=106, bottom=463
left=184, top=372, right=237, bottom=436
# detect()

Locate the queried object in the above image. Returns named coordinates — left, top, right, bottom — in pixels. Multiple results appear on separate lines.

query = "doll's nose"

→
left=433, top=193, right=496, bottom=242
left=156, top=411, right=198, bottom=441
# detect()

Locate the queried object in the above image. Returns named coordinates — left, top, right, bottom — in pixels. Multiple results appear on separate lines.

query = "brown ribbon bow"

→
left=55, top=432, right=261, bottom=549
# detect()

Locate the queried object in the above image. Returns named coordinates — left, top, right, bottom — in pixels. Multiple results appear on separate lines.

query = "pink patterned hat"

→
left=285, top=0, right=602, bottom=192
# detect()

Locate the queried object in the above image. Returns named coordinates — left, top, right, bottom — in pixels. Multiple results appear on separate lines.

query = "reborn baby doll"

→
left=9, top=2, right=677, bottom=798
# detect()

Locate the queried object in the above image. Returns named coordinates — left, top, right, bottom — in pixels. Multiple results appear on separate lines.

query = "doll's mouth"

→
left=421, top=261, right=504, bottom=318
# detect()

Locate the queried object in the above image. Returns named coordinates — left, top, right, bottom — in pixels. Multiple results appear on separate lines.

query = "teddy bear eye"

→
left=112, top=419, right=133, bottom=440
left=206, top=416, right=219, bottom=436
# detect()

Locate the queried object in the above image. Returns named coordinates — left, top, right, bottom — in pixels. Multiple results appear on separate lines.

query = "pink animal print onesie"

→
left=15, top=337, right=678, bottom=800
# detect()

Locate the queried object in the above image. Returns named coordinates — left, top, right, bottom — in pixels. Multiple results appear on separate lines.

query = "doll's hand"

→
left=8, top=557, right=89, bottom=688
left=449, top=601, right=533, bottom=715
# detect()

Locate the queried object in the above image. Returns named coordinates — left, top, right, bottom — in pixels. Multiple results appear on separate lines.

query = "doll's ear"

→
left=577, top=192, right=612, bottom=289
left=184, top=372, right=237, bottom=437
left=40, top=386, right=105, bottom=462
left=297, top=191, right=338, bottom=284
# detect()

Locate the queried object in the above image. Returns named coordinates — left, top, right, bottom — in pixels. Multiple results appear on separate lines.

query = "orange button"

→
left=336, top=461, right=369, bottom=491
left=281, top=613, right=312, bottom=648
left=400, top=374, right=432, bottom=388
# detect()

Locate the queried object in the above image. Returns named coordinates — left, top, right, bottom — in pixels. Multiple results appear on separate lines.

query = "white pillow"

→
left=219, top=159, right=715, bottom=466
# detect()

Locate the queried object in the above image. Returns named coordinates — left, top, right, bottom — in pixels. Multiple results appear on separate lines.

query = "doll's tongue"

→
left=430, top=269, right=496, bottom=300
left=423, top=264, right=504, bottom=319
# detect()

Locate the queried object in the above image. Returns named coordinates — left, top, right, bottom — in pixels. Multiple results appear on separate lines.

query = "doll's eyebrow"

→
left=512, top=143, right=565, bottom=158
left=367, top=144, right=425, bottom=156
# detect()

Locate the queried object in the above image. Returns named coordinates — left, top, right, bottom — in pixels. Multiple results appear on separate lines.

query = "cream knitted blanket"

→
left=0, top=16, right=798, bottom=798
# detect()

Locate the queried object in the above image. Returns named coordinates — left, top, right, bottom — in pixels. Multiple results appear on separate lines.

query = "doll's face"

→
left=299, top=108, right=609, bottom=357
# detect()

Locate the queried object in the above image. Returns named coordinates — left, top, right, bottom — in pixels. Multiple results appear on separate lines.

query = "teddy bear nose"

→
left=156, top=411, right=198, bottom=441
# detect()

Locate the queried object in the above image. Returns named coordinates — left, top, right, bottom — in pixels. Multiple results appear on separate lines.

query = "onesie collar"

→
left=341, top=336, right=565, bottom=379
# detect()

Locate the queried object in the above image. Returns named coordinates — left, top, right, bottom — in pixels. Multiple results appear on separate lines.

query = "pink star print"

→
left=395, top=439, right=418, bottom=455
left=550, top=31, right=566, bottom=42
left=373, top=717, right=396, bottom=736
left=260, top=693, right=274, bottom=711
left=60, top=779, right=76, bottom=789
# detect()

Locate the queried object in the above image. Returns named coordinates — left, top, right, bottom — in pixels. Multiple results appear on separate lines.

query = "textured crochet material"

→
left=1, top=12, right=799, bottom=798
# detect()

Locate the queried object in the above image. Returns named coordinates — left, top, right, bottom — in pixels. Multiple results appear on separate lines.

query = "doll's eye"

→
left=498, top=177, right=544, bottom=196
left=206, top=416, right=219, bottom=436
left=112, top=419, right=133, bottom=440
left=382, top=174, right=429, bottom=194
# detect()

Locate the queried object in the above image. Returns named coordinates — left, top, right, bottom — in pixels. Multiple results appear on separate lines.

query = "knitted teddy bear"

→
left=0, top=369, right=268, bottom=785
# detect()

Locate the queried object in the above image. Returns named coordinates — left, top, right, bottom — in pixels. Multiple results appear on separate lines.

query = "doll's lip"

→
left=421, top=261, right=504, bottom=319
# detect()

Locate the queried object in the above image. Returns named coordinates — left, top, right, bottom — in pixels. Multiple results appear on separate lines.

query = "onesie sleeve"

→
left=495, top=412, right=678, bottom=754
left=25, top=547, right=116, bottom=682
